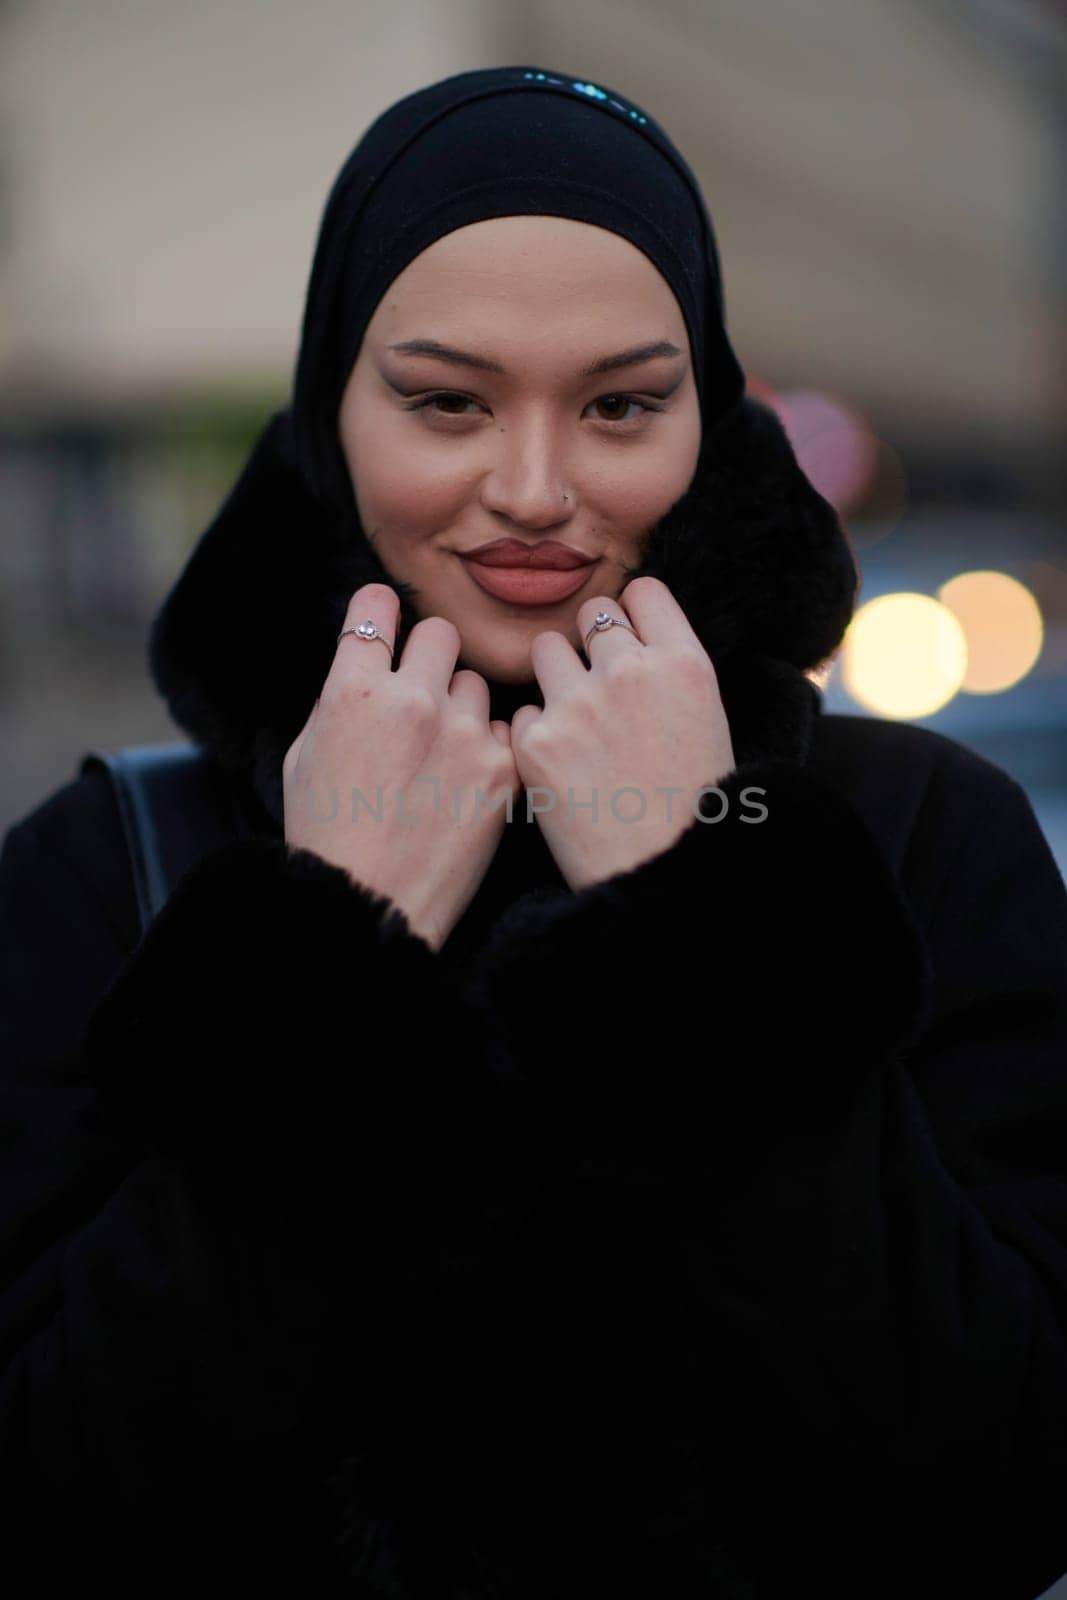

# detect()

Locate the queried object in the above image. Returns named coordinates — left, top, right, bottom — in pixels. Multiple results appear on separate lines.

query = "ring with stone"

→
left=337, top=620, right=395, bottom=657
left=583, top=610, right=640, bottom=654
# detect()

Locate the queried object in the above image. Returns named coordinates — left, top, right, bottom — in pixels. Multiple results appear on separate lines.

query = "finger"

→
left=448, top=668, right=491, bottom=721
left=282, top=726, right=306, bottom=785
left=335, top=583, right=401, bottom=673
left=615, top=574, right=704, bottom=651
left=510, top=704, right=542, bottom=749
left=396, top=614, right=462, bottom=699
left=576, top=594, right=644, bottom=664
left=529, top=629, right=586, bottom=701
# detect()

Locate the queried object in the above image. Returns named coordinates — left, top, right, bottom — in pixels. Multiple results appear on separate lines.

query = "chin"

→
left=454, top=609, right=582, bottom=684
left=461, top=648, right=537, bottom=685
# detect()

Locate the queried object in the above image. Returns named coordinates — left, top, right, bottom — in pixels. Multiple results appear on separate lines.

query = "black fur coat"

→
left=1, top=399, right=1066, bottom=1599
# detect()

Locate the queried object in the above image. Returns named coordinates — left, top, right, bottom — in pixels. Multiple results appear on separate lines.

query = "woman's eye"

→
left=407, top=393, right=483, bottom=418
left=590, top=394, right=661, bottom=425
left=403, top=392, right=664, bottom=426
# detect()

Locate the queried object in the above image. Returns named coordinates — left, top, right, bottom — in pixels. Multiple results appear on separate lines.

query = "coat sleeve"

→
left=0, top=774, right=539, bottom=1592
left=468, top=752, right=1067, bottom=1600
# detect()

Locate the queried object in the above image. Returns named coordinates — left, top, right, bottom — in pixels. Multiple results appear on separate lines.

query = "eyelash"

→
left=401, top=391, right=667, bottom=429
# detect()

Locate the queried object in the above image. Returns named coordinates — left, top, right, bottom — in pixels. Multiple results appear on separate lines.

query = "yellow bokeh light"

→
left=843, top=593, right=968, bottom=719
left=937, top=570, right=1043, bottom=693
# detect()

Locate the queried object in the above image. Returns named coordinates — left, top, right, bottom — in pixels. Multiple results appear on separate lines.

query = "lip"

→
left=459, top=556, right=594, bottom=606
left=461, top=538, right=595, bottom=570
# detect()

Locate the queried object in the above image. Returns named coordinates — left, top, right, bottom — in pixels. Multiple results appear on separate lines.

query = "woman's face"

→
left=338, top=215, right=702, bottom=684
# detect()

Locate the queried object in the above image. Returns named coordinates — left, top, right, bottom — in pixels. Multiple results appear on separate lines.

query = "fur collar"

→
left=147, top=397, right=857, bottom=827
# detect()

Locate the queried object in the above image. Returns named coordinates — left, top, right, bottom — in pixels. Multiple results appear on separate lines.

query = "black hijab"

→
left=147, top=65, right=859, bottom=827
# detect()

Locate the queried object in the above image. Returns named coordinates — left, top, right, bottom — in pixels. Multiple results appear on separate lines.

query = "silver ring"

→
left=337, top=620, right=395, bottom=657
left=583, top=610, right=639, bottom=653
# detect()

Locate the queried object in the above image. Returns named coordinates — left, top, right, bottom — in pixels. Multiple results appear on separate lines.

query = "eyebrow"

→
left=386, top=338, right=685, bottom=377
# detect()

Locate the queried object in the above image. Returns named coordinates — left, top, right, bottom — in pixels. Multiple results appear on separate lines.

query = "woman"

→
left=1, top=63, right=1065, bottom=1600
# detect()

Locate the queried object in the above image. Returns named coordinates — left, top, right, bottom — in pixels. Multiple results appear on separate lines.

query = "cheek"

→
left=349, top=417, right=466, bottom=536
left=600, top=442, right=697, bottom=530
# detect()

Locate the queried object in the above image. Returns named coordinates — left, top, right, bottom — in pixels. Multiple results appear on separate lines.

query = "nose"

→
left=478, top=416, right=573, bottom=529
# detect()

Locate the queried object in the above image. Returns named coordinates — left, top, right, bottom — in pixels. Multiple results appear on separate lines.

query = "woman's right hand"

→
left=282, top=584, right=521, bottom=952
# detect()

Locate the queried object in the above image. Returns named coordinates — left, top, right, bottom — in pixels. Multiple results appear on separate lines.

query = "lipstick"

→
left=460, top=561, right=593, bottom=605
left=458, top=538, right=597, bottom=607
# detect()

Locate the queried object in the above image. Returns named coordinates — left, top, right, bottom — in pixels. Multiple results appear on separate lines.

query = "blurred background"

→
left=1, top=0, right=1065, bottom=881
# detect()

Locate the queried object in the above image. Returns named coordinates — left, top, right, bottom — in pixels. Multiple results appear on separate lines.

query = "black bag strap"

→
left=80, top=741, right=258, bottom=937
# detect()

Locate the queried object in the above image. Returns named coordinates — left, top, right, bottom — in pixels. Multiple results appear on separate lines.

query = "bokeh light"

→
left=772, top=389, right=881, bottom=516
left=937, top=570, right=1044, bottom=694
left=842, top=593, right=968, bottom=718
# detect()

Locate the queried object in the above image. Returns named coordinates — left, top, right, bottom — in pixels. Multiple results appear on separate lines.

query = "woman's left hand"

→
left=510, top=577, right=737, bottom=892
